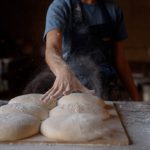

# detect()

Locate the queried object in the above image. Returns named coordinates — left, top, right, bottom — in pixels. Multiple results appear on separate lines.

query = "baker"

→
left=24, top=0, right=141, bottom=102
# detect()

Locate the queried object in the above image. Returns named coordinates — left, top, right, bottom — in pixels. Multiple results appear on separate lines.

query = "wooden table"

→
left=0, top=100, right=150, bottom=150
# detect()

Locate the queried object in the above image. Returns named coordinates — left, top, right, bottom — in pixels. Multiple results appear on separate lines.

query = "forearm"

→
left=45, top=47, right=70, bottom=77
left=42, top=30, right=93, bottom=102
left=45, top=29, right=71, bottom=77
left=114, top=41, right=141, bottom=101
left=116, top=60, right=141, bottom=101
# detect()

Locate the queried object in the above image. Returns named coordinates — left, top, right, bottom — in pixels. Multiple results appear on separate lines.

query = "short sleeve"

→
left=43, top=0, right=69, bottom=39
left=113, top=6, right=128, bottom=41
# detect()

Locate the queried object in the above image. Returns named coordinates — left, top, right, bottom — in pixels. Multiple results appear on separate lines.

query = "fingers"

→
left=41, top=80, right=65, bottom=103
left=89, top=90, right=96, bottom=95
left=40, top=88, right=54, bottom=101
left=63, top=84, right=72, bottom=95
left=78, top=84, right=95, bottom=95
left=40, top=83, right=58, bottom=103
left=41, top=78, right=60, bottom=103
left=50, top=84, right=63, bottom=100
left=82, top=88, right=95, bottom=95
left=42, top=87, right=59, bottom=103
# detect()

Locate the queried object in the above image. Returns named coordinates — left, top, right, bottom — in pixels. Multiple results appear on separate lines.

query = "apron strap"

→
left=97, top=0, right=113, bottom=22
left=70, top=0, right=84, bottom=25
left=70, top=0, right=113, bottom=24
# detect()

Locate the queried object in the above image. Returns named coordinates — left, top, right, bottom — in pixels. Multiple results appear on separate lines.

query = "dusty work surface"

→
left=0, top=100, right=150, bottom=150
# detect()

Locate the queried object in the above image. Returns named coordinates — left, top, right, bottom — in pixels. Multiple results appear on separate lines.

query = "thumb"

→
left=80, top=86, right=95, bottom=95
left=89, top=90, right=95, bottom=95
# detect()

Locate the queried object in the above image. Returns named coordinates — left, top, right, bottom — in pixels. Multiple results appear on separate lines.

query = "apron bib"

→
left=66, top=0, right=120, bottom=100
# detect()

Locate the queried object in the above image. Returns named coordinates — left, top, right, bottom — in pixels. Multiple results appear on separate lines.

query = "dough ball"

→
left=8, top=94, right=56, bottom=110
left=50, top=93, right=110, bottom=120
left=58, top=93, right=105, bottom=108
left=0, top=103, right=48, bottom=120
left=49, top=106, right=109, bottom=120
left=42, top=93, right=111, bottom=142
left=41, top=113, right=110, bottom=142
left=49, top=102, right=101, bottom=117
left=0, top=113, right=40, bottom=141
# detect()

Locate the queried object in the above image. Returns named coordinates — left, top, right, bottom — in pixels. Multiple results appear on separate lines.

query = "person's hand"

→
left=41, top=67, right=95, bottom=103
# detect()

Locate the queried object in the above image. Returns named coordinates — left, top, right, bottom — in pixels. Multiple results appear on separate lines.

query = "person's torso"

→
left=63, top=0, right=116, bottom=66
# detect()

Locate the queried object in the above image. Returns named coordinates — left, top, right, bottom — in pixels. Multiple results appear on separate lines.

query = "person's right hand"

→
left=41, top=67, right=95, bottom=103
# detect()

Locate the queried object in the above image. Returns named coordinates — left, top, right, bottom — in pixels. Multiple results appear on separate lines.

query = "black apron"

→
left=65, top=0, right=121, bottom=100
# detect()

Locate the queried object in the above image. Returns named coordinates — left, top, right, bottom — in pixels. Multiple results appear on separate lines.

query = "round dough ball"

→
left=42, top=93, right=111, bottom=142
left=58, top=93, right=105, bottom=107
left=41, top=113, right=110, bottom=142
left=8, top=94, right=56, bottom=110
left=0, top=103, right=48, bottom=120
left=50, top=106, right=110, bottom=121
left=49, top=102, right=101, bottom=117
left=50, top=93, right=110, bottom=120
left=0, top=113, right=40, bottom=141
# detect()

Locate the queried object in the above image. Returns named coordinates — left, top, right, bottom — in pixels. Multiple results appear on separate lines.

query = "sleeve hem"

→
left=43, top=26, right=64, bottom=41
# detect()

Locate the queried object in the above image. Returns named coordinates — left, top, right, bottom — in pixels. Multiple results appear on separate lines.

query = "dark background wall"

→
left=0, top=0, right=52, bottom=98
left=0, top=0, right=52, bottom=53
left=119, top=0, right=150, bottom=63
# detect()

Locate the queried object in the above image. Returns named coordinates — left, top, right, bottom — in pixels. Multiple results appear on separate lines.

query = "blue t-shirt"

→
left=44, top=0, right=128, bottom=58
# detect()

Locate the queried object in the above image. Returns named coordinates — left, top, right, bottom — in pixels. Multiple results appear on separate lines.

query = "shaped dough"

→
left=0, top=113, right=40, bottom=141
left=0, top=103, right=48, bottom=120
left=9, top=94, right=56, bottom=110
left=41, top=93, right=111, bottom=142
left=41, top=113, right=110, bottom=142
left=58, top=93, right=105, bottom=107
left=50, top=93, right=109, bottom=119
